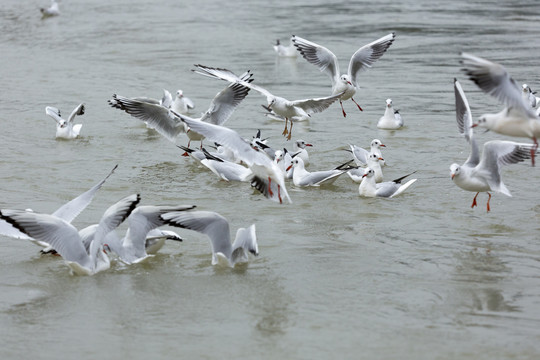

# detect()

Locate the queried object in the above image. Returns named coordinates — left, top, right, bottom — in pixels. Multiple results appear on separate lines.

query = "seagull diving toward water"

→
left=192, top=64, right=344, bottom=140
left=172, top=114, right=292, bottom=204
left=461, top=53, right=540, bottom=166
left=108, top=72, right=252, bottom=152
left=0, top=194, right=141, bottom=276
left=45, top=103, right=85, bottom=139
left=292, top=33, right=396, bottom=117
left=160, top=210, right=258, bottom=267
left=450, top=78, right=536, bottom=212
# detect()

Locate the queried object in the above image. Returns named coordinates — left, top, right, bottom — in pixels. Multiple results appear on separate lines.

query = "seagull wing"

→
left=348, top=33, right=396, bottom=87
left=454, top=78, right=480, bottom=166
left=292, top=35, right=340, bottom=85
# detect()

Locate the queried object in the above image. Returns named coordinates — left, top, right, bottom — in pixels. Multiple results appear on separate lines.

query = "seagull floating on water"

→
left=40, top=0, right=59, bottom=17
left=289, top=157, right=354, bottom=187
left=358, top=168, right=416, bottom=198
left=273, top=38, right=298, bottom=58
left=292, top=33, right=396, bottom=117
left=377, top=99, right=403, bottom=130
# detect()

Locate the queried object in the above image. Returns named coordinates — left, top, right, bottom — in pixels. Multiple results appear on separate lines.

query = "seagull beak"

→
left=362, top=173, right=367, bottom=178
left=305, top=143, right=313, bottom=147
left=380, top=144, right=386, bottom=147
left=471, top=124, right=478, bottom=128
left=286, top=164, right=292, bottom=171
left=378, top=157, right=384, bottom=161
left=451, top=174, right=455, bottom=180
left=347, top=81, right=353, bottom=85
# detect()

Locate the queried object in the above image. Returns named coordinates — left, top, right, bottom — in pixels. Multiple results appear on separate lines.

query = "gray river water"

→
left=1, top=0, right=540, bottom=359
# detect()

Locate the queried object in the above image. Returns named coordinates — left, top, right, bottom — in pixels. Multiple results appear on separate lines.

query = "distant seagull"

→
left=174, top=115, right=292, bottom=204
left=377, top=98, right=403, bottom=130
left=0, top=194, right=140, bottom=276
left=450, top=78, right=535, bottom=211
left=171, top=90, right=195, bottom=115
left=273, top=38, right=298, bottom=58
left=40, top=0, right=59, bottom=17
left=522, top=84, right=539, bottom=108
left=289, top=157, right=354, bottom=187
left=358, top=168, right=416, bottom=198
left=0, top=164, right=118, bottom=250
left=109, top=72, right=252, bottom=151
left=461, top=52, right=540, bottom=165
left=192, top=64, right=344, bottom=140
left=161, top=210, right=258, bottom=267
left=103, top=204, right=196, bottom=264
left=45, top=103, right=85, bottom=139
left=292, top=33, right=396, bottom=117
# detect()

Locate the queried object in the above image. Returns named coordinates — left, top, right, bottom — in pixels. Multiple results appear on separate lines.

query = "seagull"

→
left=450, top=78, right=536, bottom=211
left=289, top=157, right=354, bottom=187
left=377, top=98, right=404, bottom=130
left=173, top=115, right=291, bottom=204
left=291, top=139, right=313, bottom=166
left=461, top=52, right=540, bottom=166
left=0, top=194, right=140, bottom=276
left=273, top=38, right=298, bottom=58
left=359, top=168, right=417, bottom=198
left=192, top=64, right=344, bottom=140
left=348, top=139, right=386, bottom=167
left=0, top=164, right=118, bottom=250
left=40, top=0, right=59, bottom=17
left=103, top=204, right=196, bottom=264
left=160, top=210, right=258, bottom=267
left=199, top=149, right=253, bottom=182
left=171, top=90, right=195, bottom=115
left=45, top=103, right=85, bottom=139
left=143, top=229, right=184, bottom=255
left=108, top=71, right=252, bottom=151
left=292, top=33, right=396, bottom=117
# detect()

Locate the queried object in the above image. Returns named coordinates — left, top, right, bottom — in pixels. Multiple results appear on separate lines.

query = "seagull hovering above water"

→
left=108, top=72, right=252, bottom=152
left=450, top=78, right=536, bottom=212
left=461, top=52, right=540, bottom=166
left=292, top=33, right=396, bottom=117
left=192, top=64, right=344, bottom=140
left=45, top=103, right=85, bottom=139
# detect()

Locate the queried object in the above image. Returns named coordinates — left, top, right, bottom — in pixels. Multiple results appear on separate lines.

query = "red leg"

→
left=181, top=140, right=191, bottom=157
left=351, top=97, right=363, bottom=111
left=282, top=118, right=289, bottom=136
left=531, top=137, right=538, bottom=167
left=277, top=184, right=283, bottom=204
left=287, top=121, right=293, bottom=141
left=268, top=177, right=274, bottom=197
left=340, top=100, right=347, bottom=117
left=471, top=192, right=479, bottom=208
left=486, top=192, right=492, bottom=212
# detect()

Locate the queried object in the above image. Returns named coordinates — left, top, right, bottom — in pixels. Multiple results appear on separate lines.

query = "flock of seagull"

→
left=2, top=4, right=539, bottom=276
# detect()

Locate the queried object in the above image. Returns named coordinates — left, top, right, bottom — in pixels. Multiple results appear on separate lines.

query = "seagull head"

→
left=386, top=99, right=393, bottom=107
left=450, top=163, right=460, bottom=180
left=341, top=74, right=353, bottom=86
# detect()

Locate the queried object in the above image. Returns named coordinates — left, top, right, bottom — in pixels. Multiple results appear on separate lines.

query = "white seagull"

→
left=359, top=168, right=416, bottom=198
left=45, top=103, right=85, bottom=139
left=0, top=194, right=141, bottom=276
left=348, top=139, right=386, bottom=166
left=273, top=38, right=298, bottom=58
left=0, top=164, right=118, bottom=249
left=292, top=33, right=396, bottom=117
left=40, top=0, right=59, bottom=17
left=108, top=72, right=252, bottom=150
left=522, top=84, right=539, bottom=108
left=461, top=52, right=540, bottom=165
left=174, top=115, right=292, bottom=204
left=161, top=210, right=258, bottom=267
left=450, top=78, right=535, bottom=211
left=289, top=157, right=354, bottom=187
left=199, top=149, right=253, bottom=182
left=103, top=204, right=196, bottom=264
left=171, top=90, right=195, bottom=115
left=143, top=229, right=184, bottom=255
left=291, top=139, right=313, bottom=166
left=192, top=64, right=344, bottom=140
left=377, top=98, right=404, bottom=130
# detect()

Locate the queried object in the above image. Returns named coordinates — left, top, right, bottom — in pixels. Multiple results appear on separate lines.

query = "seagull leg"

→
left=531, top=137, right=538, bottom=167
left=181, top=141, right=191, bottom=157
left=282, top=118, right=289, bottom=136
left=340, top=100, right=347, bottom=117
left=351, top=97, right=363, bottom=111
left=471, top=192, right=479, bottom=208
left=267, top=177, right=274, bottom=197
left=287, top=121, right=293, bottom=141
left=486, top=192, right=492, bottom=212
left=277, top=184, right=283, bottom=204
